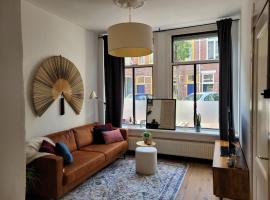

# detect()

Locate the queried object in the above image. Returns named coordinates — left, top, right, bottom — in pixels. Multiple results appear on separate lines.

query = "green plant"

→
left=195, top=113, right=201, bottom=126
left=143, top=131, right=151, bottom=138
left=174, top=40, right=192, bottom=61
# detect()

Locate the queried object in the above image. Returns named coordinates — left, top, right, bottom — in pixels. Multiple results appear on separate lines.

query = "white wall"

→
left=239, top=0, right=267, bottom=197
left=239, top=0, right=253, bottom=172
left=0, top=0, right=26, bottom=199
left=22, top=1, right=99, bottom=139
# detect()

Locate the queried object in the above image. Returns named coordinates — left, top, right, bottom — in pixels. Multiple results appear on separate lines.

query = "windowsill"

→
left=122, top=124, right=219, bottom=136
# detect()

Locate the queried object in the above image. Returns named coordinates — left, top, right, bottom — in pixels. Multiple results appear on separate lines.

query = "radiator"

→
left=128, top=137, right=214, bottom=160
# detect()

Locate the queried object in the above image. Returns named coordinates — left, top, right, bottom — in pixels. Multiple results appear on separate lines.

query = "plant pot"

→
left=195, top=125, right=201, bottom=132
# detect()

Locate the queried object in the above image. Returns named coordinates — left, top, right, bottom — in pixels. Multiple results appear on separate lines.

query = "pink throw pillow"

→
left=102, top=129, right=124, bottom=144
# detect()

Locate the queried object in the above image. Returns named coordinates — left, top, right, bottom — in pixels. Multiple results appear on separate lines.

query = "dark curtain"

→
left=217, top=18, right=234, bottom=141
left=103, top=36, right=125, bottom=127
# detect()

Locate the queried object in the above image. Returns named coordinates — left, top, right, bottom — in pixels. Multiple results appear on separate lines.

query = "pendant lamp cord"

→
left=129, top=7, right=131, bottom=22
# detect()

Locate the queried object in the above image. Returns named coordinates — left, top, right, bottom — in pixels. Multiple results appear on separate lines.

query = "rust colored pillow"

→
left=102, top=129, right=124, bottom=144
left=39, top=140, right=55, bottom=154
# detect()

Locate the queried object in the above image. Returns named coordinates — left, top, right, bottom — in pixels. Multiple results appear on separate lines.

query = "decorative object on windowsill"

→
left=89, top=90, right=106, bottom=105
left=129, top=116, right=133, bottom=124
left=108, top=0, right=153, bottom=57
left=143, top=131, right=152, bottom=145
left=32, top=55, right=84, bottom=116
left=195, top=113, right=201, bottom=132
left=140, top=120, right=146, bottom=128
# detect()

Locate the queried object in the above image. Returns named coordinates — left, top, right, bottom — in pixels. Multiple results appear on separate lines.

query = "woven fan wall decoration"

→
left=33, top=56, right=84, bottom=116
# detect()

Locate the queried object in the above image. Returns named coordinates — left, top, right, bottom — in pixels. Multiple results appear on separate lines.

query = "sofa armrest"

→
left=30, top=155, right=64, bottom=199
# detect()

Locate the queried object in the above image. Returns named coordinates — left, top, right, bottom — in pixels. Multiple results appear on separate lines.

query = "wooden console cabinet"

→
left=212, top=140, right=250, bottom=200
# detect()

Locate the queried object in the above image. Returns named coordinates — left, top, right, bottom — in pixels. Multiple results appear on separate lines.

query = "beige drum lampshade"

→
left=108, top=22, right=153, bottom=57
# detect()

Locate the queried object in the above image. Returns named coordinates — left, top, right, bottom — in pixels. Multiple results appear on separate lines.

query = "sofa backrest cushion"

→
left=47, top=130, right=77, bottom=152
left=73, top=126, right=94, bottom=148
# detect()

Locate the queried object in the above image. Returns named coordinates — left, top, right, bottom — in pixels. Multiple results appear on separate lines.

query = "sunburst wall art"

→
left=32, top=55, right=84, bottom=116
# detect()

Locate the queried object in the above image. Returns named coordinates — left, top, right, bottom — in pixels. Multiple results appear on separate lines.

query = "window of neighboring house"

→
left=202, top=71, right=215, bottom=92
left=123, top=53, right=153, bottom=125
left=207, top=38, right=219, bottom=60
left=172, top=32, right=219, bottom=129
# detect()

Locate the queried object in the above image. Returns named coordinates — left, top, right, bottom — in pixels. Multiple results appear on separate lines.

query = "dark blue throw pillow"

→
left=55, top=142, right=73, bottom=164
left=93, top=127, right=110, bottom=144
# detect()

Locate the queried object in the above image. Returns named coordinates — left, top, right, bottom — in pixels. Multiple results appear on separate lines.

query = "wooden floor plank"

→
left=176, top=162, right=232, bottom=200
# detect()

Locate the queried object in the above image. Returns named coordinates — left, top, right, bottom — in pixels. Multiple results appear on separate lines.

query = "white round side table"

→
left=135, top=146, right=157, bottom=175
left=136, top=140, right=156, bottom=147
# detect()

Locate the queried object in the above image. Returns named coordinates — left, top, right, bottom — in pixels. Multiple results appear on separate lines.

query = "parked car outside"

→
left=125, top=93, right=153, bottom=100
left=184, top=92, right=219, bottom=101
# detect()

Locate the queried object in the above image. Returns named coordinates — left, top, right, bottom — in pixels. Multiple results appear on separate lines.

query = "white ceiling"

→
left=26, top=0, right=241, bottom=33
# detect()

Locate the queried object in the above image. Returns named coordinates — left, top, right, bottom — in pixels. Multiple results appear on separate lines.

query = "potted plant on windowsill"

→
left=195, top=113, right=201, bottom=132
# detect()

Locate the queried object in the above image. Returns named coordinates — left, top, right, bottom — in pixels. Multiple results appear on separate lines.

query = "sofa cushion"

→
left=63, top=151, right=105, bottom=185
left=80, top=141, right=128, bottom=160
left=47, top=130, right=77, bottom=152
left=73, top=126, right=93, bottom=148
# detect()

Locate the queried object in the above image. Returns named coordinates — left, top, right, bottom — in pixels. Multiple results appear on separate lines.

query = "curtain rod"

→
left=98, top=18, right=240, bottom=38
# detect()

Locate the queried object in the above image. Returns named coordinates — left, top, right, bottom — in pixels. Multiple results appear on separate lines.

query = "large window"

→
left=123, top=54, right=153, bottom=125
left=172, top=32, right=219, bottom=129
left=207, top=38, right=219, bottom=60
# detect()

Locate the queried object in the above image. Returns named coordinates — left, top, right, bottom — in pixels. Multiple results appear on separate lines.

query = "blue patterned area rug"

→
left=61, top=157, right=188, bottom=200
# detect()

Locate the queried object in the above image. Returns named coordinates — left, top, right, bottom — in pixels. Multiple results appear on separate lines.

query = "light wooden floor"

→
left=176, top=162, right=231, bottom=200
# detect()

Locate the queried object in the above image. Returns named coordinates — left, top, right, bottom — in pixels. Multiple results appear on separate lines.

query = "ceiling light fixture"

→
left=108, top=0, right=153, bottom=57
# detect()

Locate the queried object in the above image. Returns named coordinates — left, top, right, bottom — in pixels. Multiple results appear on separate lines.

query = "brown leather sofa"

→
left=29, top=123, right=128, bottom=199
